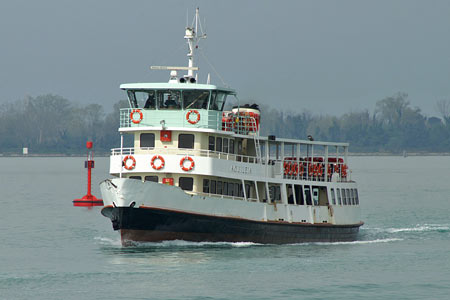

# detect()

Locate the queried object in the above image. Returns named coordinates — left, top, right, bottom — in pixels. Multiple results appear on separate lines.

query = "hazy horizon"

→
left=1, top=0, right=449, bottom=117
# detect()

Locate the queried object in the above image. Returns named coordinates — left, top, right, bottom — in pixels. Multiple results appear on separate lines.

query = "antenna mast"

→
left=185, top=7, right=206, bottom=78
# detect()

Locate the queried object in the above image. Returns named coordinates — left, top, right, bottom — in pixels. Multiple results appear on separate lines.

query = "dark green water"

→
left=0, top=156, right=449, bottom=299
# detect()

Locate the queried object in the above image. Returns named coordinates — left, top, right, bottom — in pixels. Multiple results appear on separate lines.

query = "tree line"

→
left=1, top=93, right=449, bottom=155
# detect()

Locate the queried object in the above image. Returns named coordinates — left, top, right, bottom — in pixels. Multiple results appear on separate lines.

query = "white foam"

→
left=133, top=240, right=261, bottom=248
left=312, top=238, right=403, bottom=245
left=386, top=224, right=449, bottom=233
left=94, top=236, right=122, bottom=246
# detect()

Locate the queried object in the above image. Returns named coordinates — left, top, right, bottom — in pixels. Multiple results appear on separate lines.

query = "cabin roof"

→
left=120, top=82, right=236, bottom=94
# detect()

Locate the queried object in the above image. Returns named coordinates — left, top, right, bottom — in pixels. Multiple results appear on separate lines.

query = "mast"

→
left=185, top=7, right=206, bottom=78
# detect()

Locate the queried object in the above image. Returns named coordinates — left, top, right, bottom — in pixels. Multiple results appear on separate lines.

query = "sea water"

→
left=0, top=156, right=449, bottom=300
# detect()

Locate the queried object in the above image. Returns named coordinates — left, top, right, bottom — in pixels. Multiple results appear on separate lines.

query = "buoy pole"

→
left=73, top=141, right=104, bottom=207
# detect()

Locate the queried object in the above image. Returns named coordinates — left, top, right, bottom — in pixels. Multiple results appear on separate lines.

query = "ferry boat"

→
left=100, top=9, right=363, bottom=245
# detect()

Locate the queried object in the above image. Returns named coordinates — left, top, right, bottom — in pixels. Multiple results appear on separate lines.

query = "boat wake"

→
left=386, top=224, right=449, bottom=233
left=94, top=236, right=261, bottom=248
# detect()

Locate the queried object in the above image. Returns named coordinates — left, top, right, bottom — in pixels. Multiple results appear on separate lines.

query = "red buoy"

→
left=73, top=141, right=104, bottom=207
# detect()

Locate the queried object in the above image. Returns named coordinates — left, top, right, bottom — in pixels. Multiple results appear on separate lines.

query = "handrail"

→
left=110, top=147, right=262, bottom=164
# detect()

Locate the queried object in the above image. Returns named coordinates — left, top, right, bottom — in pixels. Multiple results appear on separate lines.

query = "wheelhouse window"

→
left=179, top=177, right=193, bottom=191
left=208, top=136, right=215, bottom=151
left=157, top=90, right=181, bottom=110
left=129, top=176, right=141, bottom=180
left=178, top=134, right=194, bottom=149
left=145, top=176, right=158, bottom=182
left=140, top=133, right=155, bottom=148
left=209, top=91, right=227, bottom=111
left=128, top=90, right=156, bottom=109
left=183, top=90, right=209, bottom=109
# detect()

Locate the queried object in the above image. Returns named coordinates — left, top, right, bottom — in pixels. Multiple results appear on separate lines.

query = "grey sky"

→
left=1, top=0, right=449, bottom=116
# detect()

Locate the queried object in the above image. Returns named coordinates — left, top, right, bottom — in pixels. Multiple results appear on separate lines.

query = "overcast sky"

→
left=1, top=0, right=449, bottom=116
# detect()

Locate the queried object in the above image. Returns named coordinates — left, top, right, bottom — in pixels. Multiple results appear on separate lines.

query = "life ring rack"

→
left=151, top=155, right=165, bottom=170
left=180, top=156, right=195, bottom=171
left=186, top=110, right=200, bottom=124
left=130, top=109, right=143, bottom=124
left=123, top=155, right=136, bottom=170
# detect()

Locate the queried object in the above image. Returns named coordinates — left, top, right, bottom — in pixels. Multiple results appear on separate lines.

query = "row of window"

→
left=140, top=133, right=194, bottom=149
left=203, top=179, right=244, bottom=198
left=128, top=90, right=228, bottom=111
left=129, top=175, right=194, bottom=191
left=129, top=175, right=359, bottom=206
left=330, top=188, right=359, bottom=205
left=140, top=133, right=238, bottom=154
left=208, top=136, right=236, bottom=154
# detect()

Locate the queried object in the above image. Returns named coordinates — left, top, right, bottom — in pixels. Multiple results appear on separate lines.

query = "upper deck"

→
left=119, top=83, right=261, bottom=134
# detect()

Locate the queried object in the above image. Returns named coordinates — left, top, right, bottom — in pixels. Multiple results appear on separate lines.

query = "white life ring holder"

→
left=123, top=155, right=136, bottom=170
left=180, top=156, right=195, bottom=171
left=151, top=155, right=165, bottom=170
left=130, top=109, right=143, bottom=124
left=186, top=110, right=200, bottom=124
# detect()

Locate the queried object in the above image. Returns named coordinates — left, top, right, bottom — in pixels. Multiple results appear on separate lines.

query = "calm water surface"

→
left=0, top=156, right=449, bottom=299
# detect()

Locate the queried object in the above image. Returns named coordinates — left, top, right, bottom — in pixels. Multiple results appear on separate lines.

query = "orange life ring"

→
left=150, top=155, right=165, bottom=170
left=123, top=155, right=136, bottom=170
left=186, top=110, right=200, bottom=124
left=130, top=109, right=143, bottom=124
left=299, top=163, right=304, bottom=176
left=180, top=156, right=195, bottom=171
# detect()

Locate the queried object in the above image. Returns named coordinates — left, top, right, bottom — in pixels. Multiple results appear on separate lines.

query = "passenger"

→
left=144, top=95, right=155, bottom=109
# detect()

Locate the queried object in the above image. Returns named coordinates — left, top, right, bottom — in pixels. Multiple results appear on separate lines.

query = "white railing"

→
left=111, top=147, right=262, bottom=164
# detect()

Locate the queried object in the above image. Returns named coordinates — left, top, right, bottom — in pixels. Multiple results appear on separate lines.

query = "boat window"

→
left=211, top=180, right=216, bottom=194
left=208, top=136, right=215, bottom=151
left=179, top=177, right=193, bottom=191
left=145, top=176, right=158, bottom=182
left=217, top=181, right=223, bottom=194
left=269, top=185, right=281, bottom=202
left=337, top=188, right=342, bottom=205
left=342, top=189, right=347, bottom=205
left=128, top=90, right=156, bottom=109
left=140, top=133, right=155, bottom=148
left=294, top=184, right=304, bottom=205
left=330, top=188, right=336, bottom=205
left=178, top=134, right=194, bottom=149
left=223, top=181, right=228, bottom=195
left=350, top=189, right=355, bottom=205
left=223, top=138, right=229, bottom=153
left=203, top=179, right=210, bottom=193
left=157, top=90, right=181, bottom=110
left=209, top=91, right=227, bottom=111
left=129, top=176, right=141, bottom=180
left=287, top=185, right=294, bottom=204
left=183, top=90, right=209, bottom=109
left=304, top=186, right=312, bottom=205
left=238, top=183, right=243, bottom=198
left=234, top=183, right=239, bottom=197
left=229, top=139, right=235, bottom=154
left=312, top=187, right=319, bottom=206
left=354, top=189, right=359, bottom=205
left=216, top=137, right=222, bottom=152
left=228, top=182, right=234, bottom=196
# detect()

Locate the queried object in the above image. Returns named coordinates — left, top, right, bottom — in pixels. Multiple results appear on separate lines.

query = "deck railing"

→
left=120, top=108, right=259, bottom=135
left=111, top=147, right=261, bottom=164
